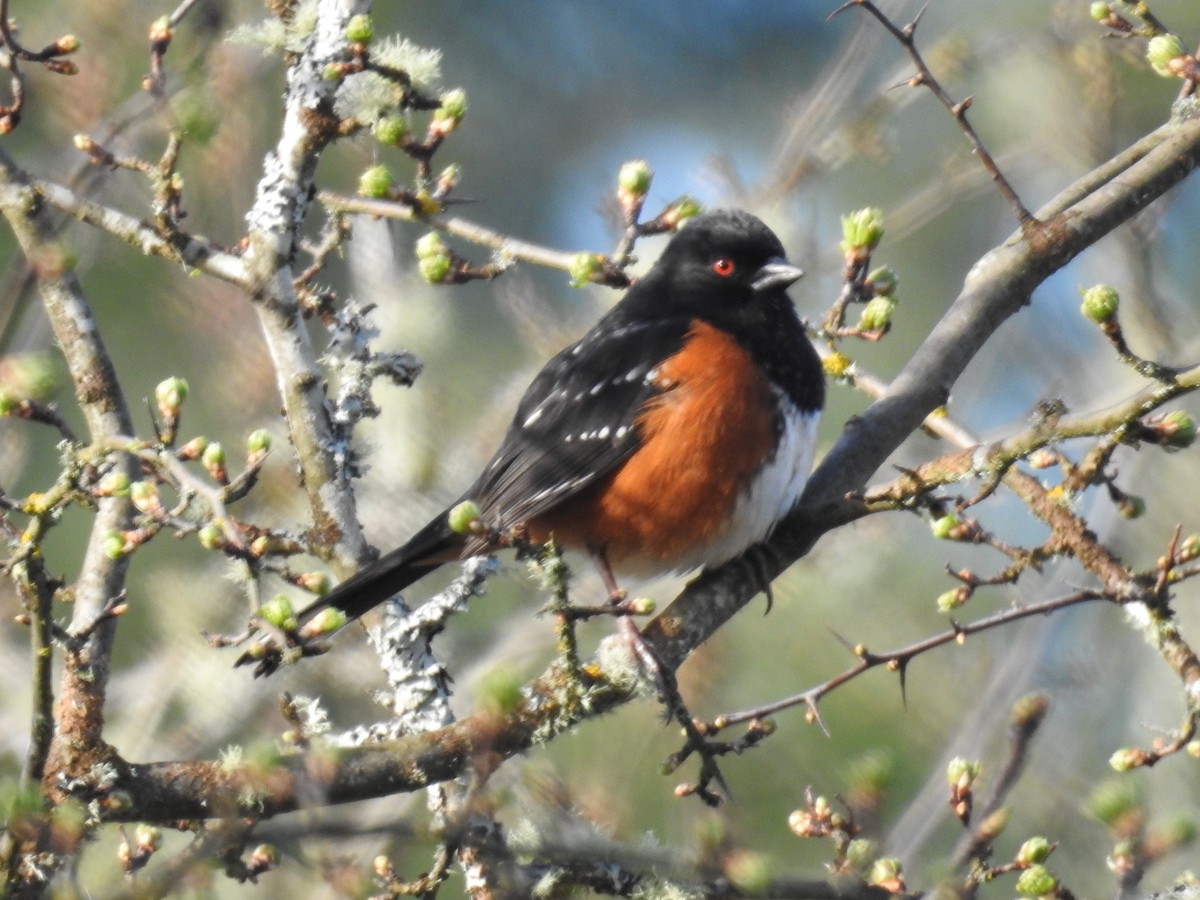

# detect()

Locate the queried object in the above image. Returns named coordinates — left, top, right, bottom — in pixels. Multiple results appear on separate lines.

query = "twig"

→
left=831, top=0, right=1035, bottom=227
left=701, top=591, right=1100, bottom=733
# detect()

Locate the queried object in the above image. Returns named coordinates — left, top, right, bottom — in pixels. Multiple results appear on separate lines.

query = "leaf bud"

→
left=1109, top=746, right=1150, bottom=772
left=295, top=572, right=331, bottom=595
left=155, top=376, right=188, bottom=420
left=661, top=195, right=702, bottom=229
left=259, top=594, right=298, bottom=631
left=197, top=523, right=224, bottom=550
left=357, top=164, right=394, bottom=199
left=1016, top=836, right=1053, bottom=866
left=839, top=207, right=885, bottom=256
left=299, top=606, right=347, bottom=639
left=568, top=252, right=604, bottom=288
left=867, top=857, right=904, bottom=892
left=937, top=586, right=969, bottom=613
left=129, top=481, right=163, bottom=516
left=1147, top=34, right=1188, bottom=78
left=447, top=499, right=483, bottom=534
left=858, top=296, right=896, bottom=331
left=822, top=351, right=852, bottom=377
left=1015, top=864, right=1058, bottom=897
left=95, top=471, right=131, bottom=497
left=345, top=14, right=373, bottom=45
left=723, top=850, right=771, bottom=894
left=1161, top=410, right=1196, bottom=450
left=866, top=265, right=898, bottom=296
left=374, top=114, right=409, bottom=146
left=1080, top=284, right=1119, bottom=323
left=246, top=428, right=272, bottom=466
left=617, top=159, right=653, bottom=203
left=202, top=441, right=227, bottom=483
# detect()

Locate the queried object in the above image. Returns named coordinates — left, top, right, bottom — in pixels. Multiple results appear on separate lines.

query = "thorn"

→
left=804, top=695, right=831, bottom=737
left=897, top=659, right=909, bottom=709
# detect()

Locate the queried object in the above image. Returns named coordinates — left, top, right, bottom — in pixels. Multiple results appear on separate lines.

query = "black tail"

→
left=236, top=510, right=460, bottom=674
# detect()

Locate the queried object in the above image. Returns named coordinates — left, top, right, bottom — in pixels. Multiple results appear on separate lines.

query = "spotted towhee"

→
left=244, top=208, right=824, bottom=673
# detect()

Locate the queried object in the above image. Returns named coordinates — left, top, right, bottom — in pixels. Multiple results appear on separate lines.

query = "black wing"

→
left=466, top=316, right=690, bottom=536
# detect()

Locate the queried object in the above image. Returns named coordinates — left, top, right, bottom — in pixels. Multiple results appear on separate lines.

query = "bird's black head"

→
left=625, top=209, right=804, bottom=330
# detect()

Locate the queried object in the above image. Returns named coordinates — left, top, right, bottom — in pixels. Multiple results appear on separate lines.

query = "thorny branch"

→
left=830, top=0, right=1036, bottom=227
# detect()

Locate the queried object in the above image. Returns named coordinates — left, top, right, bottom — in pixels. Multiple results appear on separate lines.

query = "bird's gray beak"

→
left=752, top=256, right=805, bottom=293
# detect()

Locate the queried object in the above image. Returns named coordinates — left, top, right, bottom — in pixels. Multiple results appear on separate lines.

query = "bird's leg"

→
left=589, top=549, right=681, bottom=707
left=590, top=547, right=628, bottom=606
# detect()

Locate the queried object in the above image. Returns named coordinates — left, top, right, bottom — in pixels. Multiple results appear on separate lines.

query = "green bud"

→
left=448, top=499, right=483, bottom=535
left=103, top=530, right=128, bottom=559
left=724, top=850, right=771, bottom=894
left=930, top=513, right=960, bottom=540
left=1161, top=410, right=1196, bottom=449
left=322, top=63, right=344, bottom=81
left=259, top=594, right=298, bottom=631
left=418, top=253, right=452, bottom=284
left=868, top=857, right=903, bottom=888
left=96, top=471, right=131, bottom=497
left=1155, top=815, right=1197, bottom=848
left=357, top=164, right=394, bottom=199
left=135, top=824, right=162, bottom=853
left=177, top=436, right=207, bottom=459
left=3, top=352, right=57, bottom=402
left=1086, top=778, right=1139, bottom=826
left=299, top=606, right=347, bottom=639
left=1109, top=747, right=1149, bottom=772
left=840, top=208, right=885, bottom=255
left=1017, top=836, right=1053, bottom=866
left=866, top=265, right=898, bottom=296
left=822, top=351, right=852, bottom=378
left=129, top=481, right=162, bottom=515
left=846, top=748, right=895, bottom=793
left=1179, top=533, right=1200, bottom=562
left=845, top=838, right=877, bottom=870
left=202, top=441, right=226, bottom=481
left=1117, top=494, right=1145, bottom=519
left=663, top=195, right=702, bottom=228
left=858, top=296, right=896, bottom=331
left=149, top=16, right=172, bottom=44
left=617, top=159, right=654, bottom=200
left=246, top=428, right=271, bottom=463
left=1148, top=34, right=1187, bottom=78
left=1080, top=284, right=1119, bottom=323
left=1090, top=2, right=1110, bottom=22
left=1011, top=693, right=1049, bottom=727
left=627, top=596, right=656, bottom=616
left=345, top=14, right=373, bottom=44
left=249, top=843, right=280, bottom=871
left=374, top=114, right=409, bottom=146
left=478, top=665, right=524, bottom=714
left=296, top=572, right=331, bottom=595
left=197, top=523, right=223, bottom=550
left=568, top=252, right=604, bottom=288
left=415, top=232, right=453, bottom=283
left=1015, top=863, right=1058, bottom=897
left=415, top=231, right=448, bottom=259
left=947, top=756, right=980, bottom=787
left=435, top=88, right=467, bottom=125
left=937, top=587, right=969, bottom=613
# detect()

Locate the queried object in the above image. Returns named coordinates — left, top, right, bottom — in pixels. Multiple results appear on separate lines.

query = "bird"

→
left=241, top=208, right=824, bottom=674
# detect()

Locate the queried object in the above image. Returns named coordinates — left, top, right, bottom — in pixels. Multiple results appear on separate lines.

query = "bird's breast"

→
left=528, top=320, right=818, bottom=578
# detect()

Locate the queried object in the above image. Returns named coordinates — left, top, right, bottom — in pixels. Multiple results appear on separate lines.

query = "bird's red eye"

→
left=711, top=258, right=735, bottom=277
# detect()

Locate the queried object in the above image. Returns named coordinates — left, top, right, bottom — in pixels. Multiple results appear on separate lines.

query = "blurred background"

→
left=3, top=0, right=1200, bottom=895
